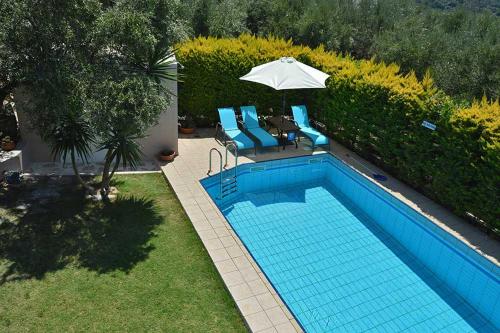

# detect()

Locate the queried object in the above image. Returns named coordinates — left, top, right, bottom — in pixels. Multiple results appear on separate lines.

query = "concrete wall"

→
left=138, top=70, right=179, bottom=159
left=11, top=64, right=178, bottom=170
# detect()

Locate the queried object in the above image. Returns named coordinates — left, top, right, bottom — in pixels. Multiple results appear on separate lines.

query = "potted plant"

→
left=1, top=136, right=16, bottom=151
left=178, top=113, right=195, bottom=134
left=159, top=149, right=176, bottom=161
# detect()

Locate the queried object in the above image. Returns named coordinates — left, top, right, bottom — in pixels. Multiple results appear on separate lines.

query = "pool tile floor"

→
left=221, top=183, right=497, bottom=332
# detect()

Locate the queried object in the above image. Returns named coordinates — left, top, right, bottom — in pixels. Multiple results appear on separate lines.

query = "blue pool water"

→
left=201, top=154, right=499, bottom=332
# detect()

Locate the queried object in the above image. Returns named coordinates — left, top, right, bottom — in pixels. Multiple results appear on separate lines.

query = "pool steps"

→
left=208, top=143, right=239, bottom=199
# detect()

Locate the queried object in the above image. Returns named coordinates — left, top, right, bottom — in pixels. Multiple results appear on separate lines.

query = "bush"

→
left=176, top=35, right=500, bottom=232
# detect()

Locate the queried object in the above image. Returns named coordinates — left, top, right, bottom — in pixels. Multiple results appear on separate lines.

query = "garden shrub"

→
left=176, top=35, right=499, bottom=232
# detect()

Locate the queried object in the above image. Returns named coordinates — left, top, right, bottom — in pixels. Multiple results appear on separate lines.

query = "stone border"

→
left=162, top=163, right=303, bottom=333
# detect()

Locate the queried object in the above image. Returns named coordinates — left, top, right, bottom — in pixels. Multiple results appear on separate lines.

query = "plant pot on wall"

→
left=179, top=127, right=195, bottom=134
left=159, top=149, right=177, bottom=162
left=1, top=136, right=16, bottom=151
left=178, top=113, right=195, bottom=134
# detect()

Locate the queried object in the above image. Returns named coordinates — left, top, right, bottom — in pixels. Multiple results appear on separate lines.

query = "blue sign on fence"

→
left=422, top=120, right=437, bottom=131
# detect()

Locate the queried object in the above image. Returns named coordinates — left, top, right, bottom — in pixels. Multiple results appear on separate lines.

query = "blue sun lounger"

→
left=291, top=105, right=330, bottom=151
left=240, top=106, right=279, bottom=151
left=216, top=107, right=256, bottom=154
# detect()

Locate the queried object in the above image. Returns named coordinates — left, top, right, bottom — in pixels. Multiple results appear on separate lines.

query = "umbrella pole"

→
left=282, top=91, right=286, bottom=119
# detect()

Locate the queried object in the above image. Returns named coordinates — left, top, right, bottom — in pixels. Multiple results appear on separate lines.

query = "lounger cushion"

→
left=292, top=105, right=329, bottom=146
left=225, top=129, right=255, bottom=150
left=300, top=127, right=329, bottom=145
left=218, top=107, right=239, bottom=130
left=247, top=127, right=278, bottom=147
left=240, top=106, right=260, bottom=129
left=241, top=105, right=278, bottom=148
left=291, top=105, right=310, bottom=128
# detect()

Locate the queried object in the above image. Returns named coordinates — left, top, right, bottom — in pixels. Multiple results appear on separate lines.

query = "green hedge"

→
left=176, top=35, right=500, bottom=232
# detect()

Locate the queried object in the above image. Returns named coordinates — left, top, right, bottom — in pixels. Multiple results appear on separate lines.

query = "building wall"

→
left=10, top=65, right=178, bottom=170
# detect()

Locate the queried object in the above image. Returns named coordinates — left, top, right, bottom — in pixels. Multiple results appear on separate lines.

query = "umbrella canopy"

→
left=240, top=57, right=329, bottom=90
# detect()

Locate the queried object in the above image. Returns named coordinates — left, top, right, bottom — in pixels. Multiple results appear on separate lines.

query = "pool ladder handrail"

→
left=224, top=142, right=238, bottom=172
left=207, top=143, right=238, bottom=199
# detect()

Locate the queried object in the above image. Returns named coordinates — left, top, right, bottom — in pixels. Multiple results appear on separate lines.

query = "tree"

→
left=0, top=0, right=179, bottom=198
left=0, top=0, right=101, bottom=188
left=207, top=0, right=249, bottom=37
left=49, top=111, right=94, bottom=189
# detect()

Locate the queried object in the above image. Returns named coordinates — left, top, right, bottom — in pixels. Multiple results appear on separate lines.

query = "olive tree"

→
left=0, top=0, right=181, bottom=197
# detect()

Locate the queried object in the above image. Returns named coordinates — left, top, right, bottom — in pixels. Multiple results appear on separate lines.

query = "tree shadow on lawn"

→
left=0, top=177, right=163, bottom=283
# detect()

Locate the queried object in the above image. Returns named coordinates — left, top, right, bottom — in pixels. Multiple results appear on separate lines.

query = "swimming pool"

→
left=201, top=154, right=499, bottom=332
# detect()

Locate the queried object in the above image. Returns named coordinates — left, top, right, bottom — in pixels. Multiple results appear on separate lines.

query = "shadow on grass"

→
left=78, top=196, right=162, bottom=273
left=0, top=177, right=163, bottom=283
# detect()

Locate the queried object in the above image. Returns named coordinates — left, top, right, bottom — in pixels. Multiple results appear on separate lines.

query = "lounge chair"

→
left=291, top=105, right=330, bottom=151
left=240, top=106, right=279, bottom=151
left=216, top=107, right=256, bottom=154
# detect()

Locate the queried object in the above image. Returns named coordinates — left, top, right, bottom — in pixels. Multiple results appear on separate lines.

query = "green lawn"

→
left=0, top=174, right=246, bottom=332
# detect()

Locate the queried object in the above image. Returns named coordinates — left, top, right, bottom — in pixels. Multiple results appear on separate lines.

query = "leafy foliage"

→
left=49, top=112, right=94, bottom=166
left=177, top=35, right=500, bottom=231
left=418, top=0, right=499, bottom=15
left=372, top=7, right=500, bottom=100
left=176, top=0, right=499, bottom=100
left=0, top=0, right=178, bottom=194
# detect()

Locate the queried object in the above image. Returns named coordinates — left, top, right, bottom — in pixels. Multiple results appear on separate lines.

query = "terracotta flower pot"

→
left=1, top=142, right=16, bottom=151
left=179, top=127, right=195, bottom=134
left=159, top=151, right=176, bottom=162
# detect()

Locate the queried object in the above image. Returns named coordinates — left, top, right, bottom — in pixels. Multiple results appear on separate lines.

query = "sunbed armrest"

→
left=237, top=119, right=246, bottom=129
left=311, top=118, right=327, bottom=130
left=258, top=117, right=268, bottom=129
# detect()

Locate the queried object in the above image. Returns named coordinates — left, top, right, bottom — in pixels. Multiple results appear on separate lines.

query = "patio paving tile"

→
left=247, top=278, right=269, bottom=295
left=256, top=293, right=280, bottom=310
left=226, top=245, right=245, bottom=258
left=240, top=267, right=260, bottom=283
left=266, top=307, right=289, bottom=326
left=221, top=270, right=245, bottom=287
left=233, top=255, right=253, bottom=270
left=228, top=282, right=254, bottom=301
left=219, top=235, right=237, bottom=248
left=246, top=311, right=274, bottom=332
left=259, top=328, right=278, bottom=333
left=275, top=322, right=299, bottom=333
left=204, top=238, right=224, bottom=250
left=237, top=296, right=264, bottom=316
left=208, top=248, right=231, bottom=262
left=214, top=259, right=238, bottom=274
left=197, top=229, right=218, bottom=241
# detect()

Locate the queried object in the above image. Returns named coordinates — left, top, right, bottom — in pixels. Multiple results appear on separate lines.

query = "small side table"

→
left=267, top=116, right=300, bottom=150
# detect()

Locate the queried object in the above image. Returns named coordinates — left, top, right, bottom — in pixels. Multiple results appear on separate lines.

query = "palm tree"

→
left=98, top=43, right=178, bottom=200
left=49, top=111, right=94, bottom=190
left=98, top=123, right=143, bottom=199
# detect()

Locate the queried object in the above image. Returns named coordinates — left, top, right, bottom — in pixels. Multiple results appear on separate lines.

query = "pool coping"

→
left=162, top=171, right=302, bottom=333
left=160, top=128, right=499, bottom=333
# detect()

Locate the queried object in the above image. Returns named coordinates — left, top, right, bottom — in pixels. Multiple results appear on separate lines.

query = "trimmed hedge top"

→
left=176, top=34, right=499, bottom=232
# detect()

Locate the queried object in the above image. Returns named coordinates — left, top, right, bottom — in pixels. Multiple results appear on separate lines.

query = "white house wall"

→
left=13, top=65, right=178, bottom=169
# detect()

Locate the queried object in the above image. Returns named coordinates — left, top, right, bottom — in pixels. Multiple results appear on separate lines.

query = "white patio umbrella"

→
left=239, top=57, right=330, bottom=116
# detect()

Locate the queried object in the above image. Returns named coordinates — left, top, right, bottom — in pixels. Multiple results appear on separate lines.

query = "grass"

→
left=0, top=174, right=246, bottom=332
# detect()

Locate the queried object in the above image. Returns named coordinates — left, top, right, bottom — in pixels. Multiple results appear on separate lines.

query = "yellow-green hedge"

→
left=176, top=35, right=500, bottom=232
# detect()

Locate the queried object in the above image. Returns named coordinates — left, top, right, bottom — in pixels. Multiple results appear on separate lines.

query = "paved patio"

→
left=161, top=128, right=499, bottom=333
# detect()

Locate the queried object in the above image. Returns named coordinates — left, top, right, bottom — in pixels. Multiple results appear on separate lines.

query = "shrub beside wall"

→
left=176, top=35, right=500, bottom=232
